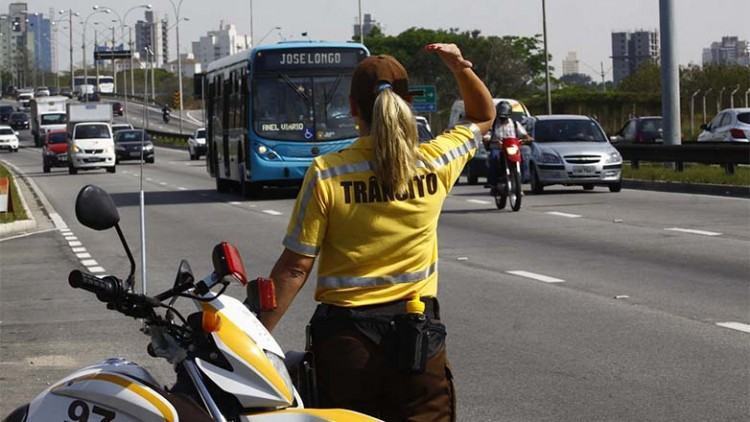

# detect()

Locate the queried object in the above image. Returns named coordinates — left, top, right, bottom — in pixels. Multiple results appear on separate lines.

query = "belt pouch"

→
left=393, top=313, right=429, bottom=374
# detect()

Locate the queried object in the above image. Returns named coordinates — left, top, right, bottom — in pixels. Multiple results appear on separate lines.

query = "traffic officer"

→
left=260, top=43, right=495, bottom=421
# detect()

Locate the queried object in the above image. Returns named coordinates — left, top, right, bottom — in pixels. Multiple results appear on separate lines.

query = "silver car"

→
left=525, top=115, right=623, bottom=193
left=697, top=108, right=750, bottom=143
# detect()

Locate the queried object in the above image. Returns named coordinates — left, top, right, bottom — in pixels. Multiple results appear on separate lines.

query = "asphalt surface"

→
left=1, top=115, right=748, bottom=420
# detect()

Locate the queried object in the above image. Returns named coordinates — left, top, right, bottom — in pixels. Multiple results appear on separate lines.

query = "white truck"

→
left=30, top=96, right=68, bottom=147
left=67, top=103, right=115, bottom=174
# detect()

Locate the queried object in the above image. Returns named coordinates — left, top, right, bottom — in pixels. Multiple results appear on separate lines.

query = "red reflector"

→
left=730, top=129, right=746, bottom=139
left=256, top=277, right=277, bottom=311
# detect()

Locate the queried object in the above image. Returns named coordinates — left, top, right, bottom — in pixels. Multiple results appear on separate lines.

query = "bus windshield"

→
left=253, top=74, right=356, bottom=142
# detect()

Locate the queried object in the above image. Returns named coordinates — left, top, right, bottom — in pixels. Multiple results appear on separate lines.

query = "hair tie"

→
left=375, top=82, right=392, bottom=93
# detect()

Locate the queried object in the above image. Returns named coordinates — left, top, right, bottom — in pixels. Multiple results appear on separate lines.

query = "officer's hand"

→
left=424, top=43, right=473, bottom=73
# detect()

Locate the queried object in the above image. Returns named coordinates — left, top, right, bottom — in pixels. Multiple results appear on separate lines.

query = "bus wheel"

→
left=216, top=176, right=231, bottom=193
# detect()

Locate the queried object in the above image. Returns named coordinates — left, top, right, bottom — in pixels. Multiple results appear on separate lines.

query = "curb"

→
left=0, top=160, right=37, bottom=237
left=623, top=179, right=750, bottom=198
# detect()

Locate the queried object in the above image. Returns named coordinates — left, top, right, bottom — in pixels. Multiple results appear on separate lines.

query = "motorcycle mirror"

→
left=75, top=185, right=120, bottom=230
left=174, top=259, right=195, bottom=288
left=211, top=242, right=248, bottom=286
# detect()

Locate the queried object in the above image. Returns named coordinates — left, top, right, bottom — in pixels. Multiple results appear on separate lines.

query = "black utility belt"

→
left=314, top=297, right=440, bottom=320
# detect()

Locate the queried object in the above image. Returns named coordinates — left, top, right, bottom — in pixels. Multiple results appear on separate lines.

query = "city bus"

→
left=204, top=41, right=369, bottom=195
left=73, top=76, right=115, bottom=94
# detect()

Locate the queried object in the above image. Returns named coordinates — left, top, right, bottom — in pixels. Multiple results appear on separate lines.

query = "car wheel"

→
left=68, top=165, right=78, bottom=175
left=189, top=146, right=195, bottom=160
left=146, top=157, right=154, bottom=164
left=609, top=181, right=622, bottom=193
left=107, top=166, right=116, bottom=174
left=43, top=164, right=50, bottom=173
left=583, top=184, right=595, bottom=191
left=13, top=148, right=19, bottom=153
left=530, top=164, right=544, bottom=194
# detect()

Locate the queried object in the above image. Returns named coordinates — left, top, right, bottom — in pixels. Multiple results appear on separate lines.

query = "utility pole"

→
left=129, top=27, right=135, bottom=97
left=69, top=11, right=74, bottom=90
left=94, top=30, right=100, bottom=93
left=358, top=0, right=363, bottom=45
left=112, top=25, right=117, bottom=94
left=542, top=0, right=552, bottom=114
left=658, top=0, right=681, bottom=145
left=690, top=89, right=700, bottom=136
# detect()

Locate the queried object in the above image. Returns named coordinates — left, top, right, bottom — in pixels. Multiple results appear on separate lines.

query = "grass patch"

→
left=0, top=163, right=29, bottom=224
left=622, top=162, right=750, bottom=186
left=151, top=134, right=188, bottom=147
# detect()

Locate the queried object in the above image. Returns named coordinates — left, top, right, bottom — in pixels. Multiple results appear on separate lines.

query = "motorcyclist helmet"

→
left=496, top=101, right=512, bottom=119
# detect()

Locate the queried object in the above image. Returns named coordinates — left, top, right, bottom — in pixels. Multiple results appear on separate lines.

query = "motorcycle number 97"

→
left=66, top=400, right=116, bottom=422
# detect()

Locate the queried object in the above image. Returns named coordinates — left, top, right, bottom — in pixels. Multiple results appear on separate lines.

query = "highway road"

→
left=1, top=122, right=748, bottom=420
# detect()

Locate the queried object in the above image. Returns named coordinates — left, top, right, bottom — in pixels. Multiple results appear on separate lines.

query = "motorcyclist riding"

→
left=162, top=105, right=171, bottom=123
left=485, top=101, right=532, bottom=193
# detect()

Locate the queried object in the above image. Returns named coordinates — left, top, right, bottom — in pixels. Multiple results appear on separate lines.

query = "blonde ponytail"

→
left=370, top=88, right=420, bottom=194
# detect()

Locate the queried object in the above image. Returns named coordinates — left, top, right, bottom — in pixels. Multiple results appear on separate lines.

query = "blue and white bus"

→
left=204, top=41, right=369, bottom=195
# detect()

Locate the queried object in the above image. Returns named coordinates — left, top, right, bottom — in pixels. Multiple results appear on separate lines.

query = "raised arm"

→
left=425, top=43, right=495, bottom=133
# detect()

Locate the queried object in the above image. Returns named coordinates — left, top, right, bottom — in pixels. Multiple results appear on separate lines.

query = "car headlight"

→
left=143, top=144, right=154, bottom=151
left=104, top=146, right=114, bottom=154
left=540, top=151, right=562, bottom=164
left=265, top=351, right=295, bottom=402
left=72, top=144, right=81, bottom=153
left=605, top=151, right=621, bottom=164
left=256, top=144, right=280, bottom=160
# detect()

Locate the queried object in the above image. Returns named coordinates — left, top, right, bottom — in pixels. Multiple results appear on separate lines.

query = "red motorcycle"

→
left=491, top=137, right=522, bottom=211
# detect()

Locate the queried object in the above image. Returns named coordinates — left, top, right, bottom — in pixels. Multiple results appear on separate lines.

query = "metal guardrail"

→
left=614, top=142, right=750, bottom=175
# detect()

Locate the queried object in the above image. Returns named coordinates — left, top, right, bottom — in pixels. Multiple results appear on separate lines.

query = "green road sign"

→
left=410, top=85, right=437, bottom=113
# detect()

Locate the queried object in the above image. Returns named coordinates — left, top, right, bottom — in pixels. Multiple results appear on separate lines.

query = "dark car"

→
left=48, top=87, right=60, bottom=96
left=114, top=129, right=154, bottom=163
left=611, top=116, right=663, bottom=144
left=9, top=112, right=30, bottom=130
left=0, top=105, right=14, bottom=123
left=112, top=102, right=124, bottom=116
left=60, top=89, right=74, bottom=98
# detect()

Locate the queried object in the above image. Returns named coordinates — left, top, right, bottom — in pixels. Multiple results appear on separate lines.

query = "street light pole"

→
left=729, top=84, right=739, bottom=109
left=358, top=0, right=363, bottom=45
left=542, top=0, right=552, bottom=115
left=83, top=8, right=110, bottom=101
left=169, top=0, right=185, bottom=134
left=690, top=89, right=699, bottom=136
left=717, top=86, right=725, bottom=114
left=701, top=87, right=712, bottom=124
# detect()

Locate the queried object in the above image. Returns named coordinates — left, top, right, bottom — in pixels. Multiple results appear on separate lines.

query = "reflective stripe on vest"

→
left=318, top=262, right=438, bottom=289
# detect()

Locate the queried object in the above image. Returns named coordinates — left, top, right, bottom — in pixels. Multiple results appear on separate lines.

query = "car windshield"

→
left=738, top=113, right=750, bottom=124
left=48, top=132, right=67, bottom=143
left=75, top=124, right=110, bottom=139
left=533, top=119, right=607, bottom=142
left=196, top=129, right=206, bottom=138
left=0, top=128, right=14, bottom=135
left=116, top=131, right=147, bottom=142
left=639, top=118, right=662, bottom=136
left=0, top=106, right=13, bottom=114
left=11, top=113, right=27, bottom=120
left=41, top=113, right=66, bottom=125
left=253, top=74, right=357, bottom=141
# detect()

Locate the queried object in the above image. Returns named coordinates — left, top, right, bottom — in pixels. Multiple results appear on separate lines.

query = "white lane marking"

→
left=159, top=182, right=168, bottom=186
left=76, top=252, right=92, bottom=259
left=80, top=259, right=98, bottom=267
left=88, top=266, right=106, bottom=273
left=456, top=256, right=469, bottom=261
left=64, top=236, right=78, bottom=241
left=665, top=227, right=722, bottom=237
left=146, top=177, right=154, bottom=182
left=716, top=322, right=750, bottom=334
left=467, top=199, right=491, bottom=205
left=50, top=212, right=68, bottom=229
left=507, top=270, right=565, bottom=283
left=228, top=201, right=242, bottom=205
left=72, top=247, right=86, bottom=253
left=262, top=210, right=282, bottom=216
left=177, top=187, right=187, bottom=191
left=546, top=211, right=582, bottom=218
left=68, top=240, right=82, bottom=247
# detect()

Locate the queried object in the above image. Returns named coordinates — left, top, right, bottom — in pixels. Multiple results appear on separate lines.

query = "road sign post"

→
left=410, top=85, right=437, bottom=113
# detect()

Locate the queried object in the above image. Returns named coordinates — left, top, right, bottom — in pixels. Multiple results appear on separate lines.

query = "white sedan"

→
left=188, top=128, right=207, bottom=160
left=0, top=125, right=19, bottom=152
left=525, top=115, right=623, bottom=193
left=697, top=108, right=750, bottom=143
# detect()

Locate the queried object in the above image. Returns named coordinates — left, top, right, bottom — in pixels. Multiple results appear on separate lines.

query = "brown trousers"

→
left=312, top=327, right=456, bottom=422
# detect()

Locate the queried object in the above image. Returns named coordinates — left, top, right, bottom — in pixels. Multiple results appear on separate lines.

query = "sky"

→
left=11, top=0, right=750, bottom=80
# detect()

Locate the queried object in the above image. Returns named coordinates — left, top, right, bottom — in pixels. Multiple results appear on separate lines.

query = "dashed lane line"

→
left=262, top=210, right=283, bottom=216
left=68, top=240, right=82, bottom=247
left=80, top=259, right=99, bottom=267
left=76, top=253, right=92, bottom=259
left=88, top=266, right=106, bottom=273
left=665, top=227, right=722, bottom=237
left=466, top=199, right=491, bottom=205
left=71, top=247, right=86, bottom=253
left=716, top=322, right=750, bottom=334
left=546, top=211, right=582, bottom=218
left=506, top=270, right=565, bottom=283
left=177, top=187, right=187, bottom=191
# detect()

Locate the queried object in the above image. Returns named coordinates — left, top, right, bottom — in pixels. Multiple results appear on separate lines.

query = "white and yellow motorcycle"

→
left=4, top=185, right=379, bottom=422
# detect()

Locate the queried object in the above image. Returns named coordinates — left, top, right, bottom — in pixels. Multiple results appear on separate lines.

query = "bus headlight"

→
left=257, top=145, right=268, bottom=154
left=256, top=144, right=280, bottom=160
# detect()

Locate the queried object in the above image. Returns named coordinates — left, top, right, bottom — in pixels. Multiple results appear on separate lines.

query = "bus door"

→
left=222, top=78, right=231, bottom=176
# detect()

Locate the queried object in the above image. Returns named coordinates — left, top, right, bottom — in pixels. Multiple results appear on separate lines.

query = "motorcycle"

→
left=489, top=137, right=523, bottom=211
left=4, top=185, right=379, bottom=422
left=163, top=110, right=171, bottom=124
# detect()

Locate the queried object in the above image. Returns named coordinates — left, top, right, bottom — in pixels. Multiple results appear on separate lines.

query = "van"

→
left=448, top=98, right=532, bottom=185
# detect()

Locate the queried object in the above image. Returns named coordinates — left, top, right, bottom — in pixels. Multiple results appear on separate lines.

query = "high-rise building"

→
left=353, top=13, right=379, bottom=39
left=135, top=10, right=168, bottom=67
left=702, top=36, right=750, bottom=67
left=28, top=13, right=51, bottom=73
left=191, top=24, right=250, bottom=69
left=8, top=2, right=29, bottom=86
left=611, top=30, right=659, bottom=85
left=562, top=51, right=579, bottom=76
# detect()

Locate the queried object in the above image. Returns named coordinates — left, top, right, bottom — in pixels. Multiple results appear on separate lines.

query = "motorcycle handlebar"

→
left=69, top=270, right=124, bottom=303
